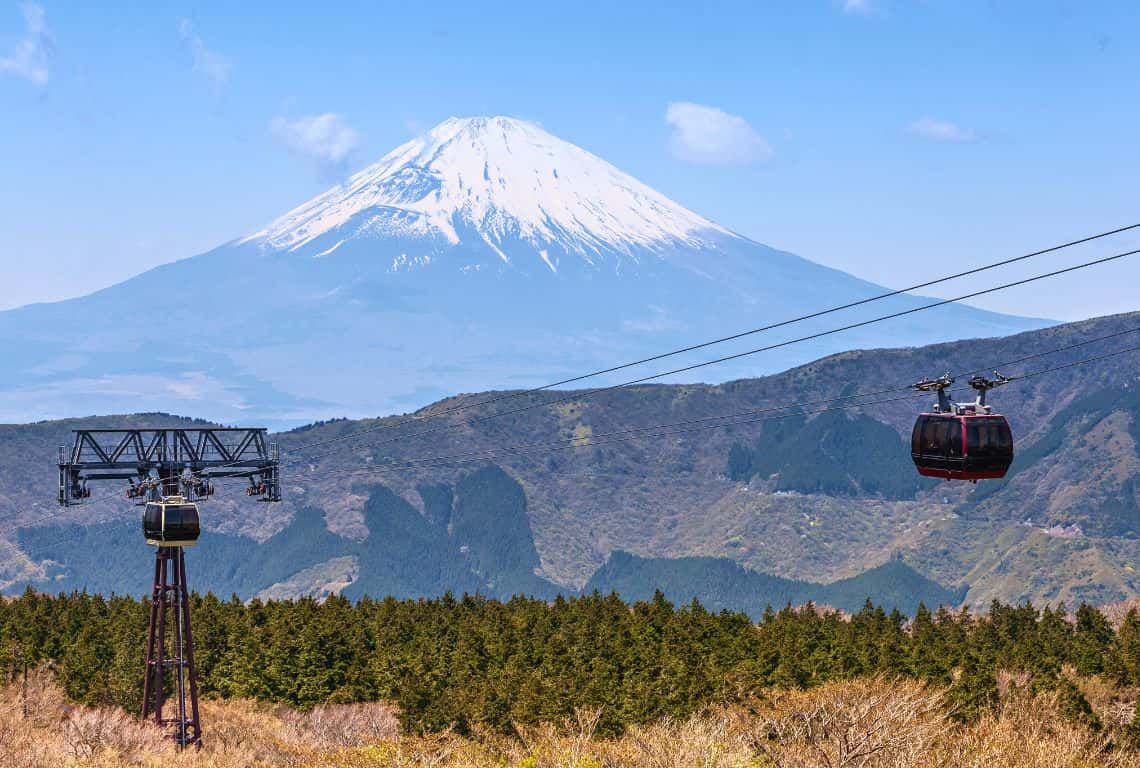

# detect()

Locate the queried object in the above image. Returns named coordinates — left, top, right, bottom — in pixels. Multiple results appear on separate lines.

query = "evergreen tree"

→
left=2, top=586, right=1136, bottom=736
left=1072, top=604, right=1113, bottom=676
left=947, top=651, right=998, bottom=723
left=1107, top=609, right=1140, bottom=686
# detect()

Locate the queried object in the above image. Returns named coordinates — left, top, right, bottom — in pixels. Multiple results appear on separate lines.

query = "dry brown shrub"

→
left=1077, top=674, right=1139, bottom=732
left=279, top=701, right=400, bottom=748
left=619, top=711, right=753, bottom=768
left=994, top=668, right=1031, bottom=698
left=3, top=673, right=1140, bottom=768
left=512, top=706, right=606, bottom=768
left=505, top=707, right=757, bottom=768
left=0, top=667, right=78, bottom=768
left=0, top=672, right=166, bottom=768
left=939, top=688, right=1122, bottom=768
left=1100, top=599, right=1140, bottom=629
left=62, top=705, right=169, bottom=760
left=191, top=698, right=293, bottom=767
left=745, top=677, right=948, bottom=768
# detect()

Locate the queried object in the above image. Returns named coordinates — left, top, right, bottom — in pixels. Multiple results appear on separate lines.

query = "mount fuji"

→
left=0, top=116, right=1045, bottom=426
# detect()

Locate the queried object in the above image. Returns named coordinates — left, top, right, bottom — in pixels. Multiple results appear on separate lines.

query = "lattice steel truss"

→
left=55, top=426, right=281, bottom=748
left=58, top=427, right=281, bottom=505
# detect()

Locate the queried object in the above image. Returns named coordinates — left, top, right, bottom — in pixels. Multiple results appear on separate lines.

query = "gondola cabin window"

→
left=142, top=496, right=201, bottom=547
left=911, top=414, right=1012, bottom=481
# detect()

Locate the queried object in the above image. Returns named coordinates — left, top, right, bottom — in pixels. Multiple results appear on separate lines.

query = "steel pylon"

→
left=141, top=546, right=201, bottom=749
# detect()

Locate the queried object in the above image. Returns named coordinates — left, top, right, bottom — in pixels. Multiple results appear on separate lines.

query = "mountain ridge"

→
left=1, top=311, right=1136, bottom=609
left=8, top=482, right=966, bottom=617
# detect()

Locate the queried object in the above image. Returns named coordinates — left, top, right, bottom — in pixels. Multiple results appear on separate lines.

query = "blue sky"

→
left=1, top=0, right=1138, bottom=319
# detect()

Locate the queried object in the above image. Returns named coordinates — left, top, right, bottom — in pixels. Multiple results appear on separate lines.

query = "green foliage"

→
left=969, top=385, right=1140, bottom=536
left=0, top=589, right=1128, bottom=737
left=1053, top=677, right=1101, bottom=731
left=450, top=466, right=555, bottom=598
left=418, top=483, right=454, bottom=529
left=1107, top=609, right=1140, bottom=686
left=1072, top=603, right=1114, bottom=676
left=1099, top=477, right=1140, bottom=539
left=342, top=486, right=482, bottom=601
left=15, top=470, right=560, bottom=603
left=946, top=651, right=998, bottom=723
left=725, top=410, right=930, bottom=499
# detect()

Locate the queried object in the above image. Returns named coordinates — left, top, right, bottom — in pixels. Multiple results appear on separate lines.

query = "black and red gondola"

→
left=911, top=372, right=1014, bottom=482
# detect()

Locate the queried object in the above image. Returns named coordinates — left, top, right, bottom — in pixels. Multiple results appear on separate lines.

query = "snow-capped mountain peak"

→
left=244, top=116, right=729, bottom=260
left=0, top=119, right=1045, bottom=429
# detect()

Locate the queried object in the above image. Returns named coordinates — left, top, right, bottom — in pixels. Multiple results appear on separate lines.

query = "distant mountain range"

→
left=0, top=116, right=1043, bottom=427
left=2, top=312, right=1137, bottom=611
left=584, top=553, right=965, bottom=617
left=10, top=474, right=959, bottom=617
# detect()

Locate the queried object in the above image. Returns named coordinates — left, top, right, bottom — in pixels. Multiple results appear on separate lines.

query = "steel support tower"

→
left=58, top=427, right=281, bottom=748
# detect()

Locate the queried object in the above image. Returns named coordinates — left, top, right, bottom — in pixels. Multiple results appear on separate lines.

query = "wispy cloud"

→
left=842, top=0, right=874, bottom=15
left=178, top=18, right=229, bottom=89
left=0, top=3, right=52, bottom=86
left=664, top=102, right=772, bottom=166
left=271, top=113, right=362, bottom=177
left=906, top=117, right=978, bottom=143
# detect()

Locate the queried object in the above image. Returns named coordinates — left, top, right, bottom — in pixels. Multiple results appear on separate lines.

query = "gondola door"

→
left=911, top=414, right=966, bottom=479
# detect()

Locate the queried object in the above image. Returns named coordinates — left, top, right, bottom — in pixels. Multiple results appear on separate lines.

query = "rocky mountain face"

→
left=0, top=116, right=1041, bottom=428
left=1, top=312, right=1137, bottom=610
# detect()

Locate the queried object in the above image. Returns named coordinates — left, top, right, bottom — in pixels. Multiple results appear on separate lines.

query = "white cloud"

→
left=0, top=3, right=52, bottom=86
left=906, top=117, right=978, bottom=143
left=842, top=0, right=874, bottom=14
left=664, top=102, right=772, bottom=166
left=271, top=113, right=362, bottom=175
left=178, top=18, right=229, bottom=88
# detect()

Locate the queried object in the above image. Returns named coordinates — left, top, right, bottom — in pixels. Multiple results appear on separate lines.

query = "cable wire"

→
left=279, top=340, right=1140, bottom=482
left=287, top=247, right=1140, bottom=465
left=21, top=234, right=1140, bottom=539
left=274, top=224, right=1140, bottom=460
left=53, top=227, right=1140, bottom=499
left=16, top=336, right=1139, bottom=557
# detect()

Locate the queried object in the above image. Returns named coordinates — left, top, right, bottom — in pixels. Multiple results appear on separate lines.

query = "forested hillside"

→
left=584, top=552, right=965, bottom=616
left=12, top=477, right=964, bottom=615
left=5, top=590, right=1140, bottom=738
left=1, top=312, right=1138, bottom=608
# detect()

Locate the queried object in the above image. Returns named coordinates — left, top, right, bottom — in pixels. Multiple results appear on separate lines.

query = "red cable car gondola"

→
left=910, top=373, right=1014, bottom=482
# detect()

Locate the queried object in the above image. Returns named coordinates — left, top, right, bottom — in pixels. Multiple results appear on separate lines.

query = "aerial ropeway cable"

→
left=15, top=331, right=1140, bottom=555
left=285, top=244, right=1140, bottom=466
left=279, top=225, right=1140, bottom=461
left=244, top=338, right=1140, bottom=484
left=54, top=226, right=1135, bottom=493
left=16, top=240, right=1140, bottom=520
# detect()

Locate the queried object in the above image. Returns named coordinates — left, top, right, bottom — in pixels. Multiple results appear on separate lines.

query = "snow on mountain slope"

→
left=243, top=116, right=729, bottom=265
left=0, top=115, right=1049, bottom=427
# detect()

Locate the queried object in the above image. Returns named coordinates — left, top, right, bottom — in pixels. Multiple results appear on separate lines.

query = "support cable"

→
left=278, top=224, right=1140, bottom=460
left=16, top=337, right=1139, bottom=556
left=287, top=247, right=1140, bottom=465
left=63, top=230, right=1140, bottom=493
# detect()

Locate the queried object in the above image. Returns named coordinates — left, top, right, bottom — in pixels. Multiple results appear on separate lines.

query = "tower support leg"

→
left=141, top=546, right=202, bottom=748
